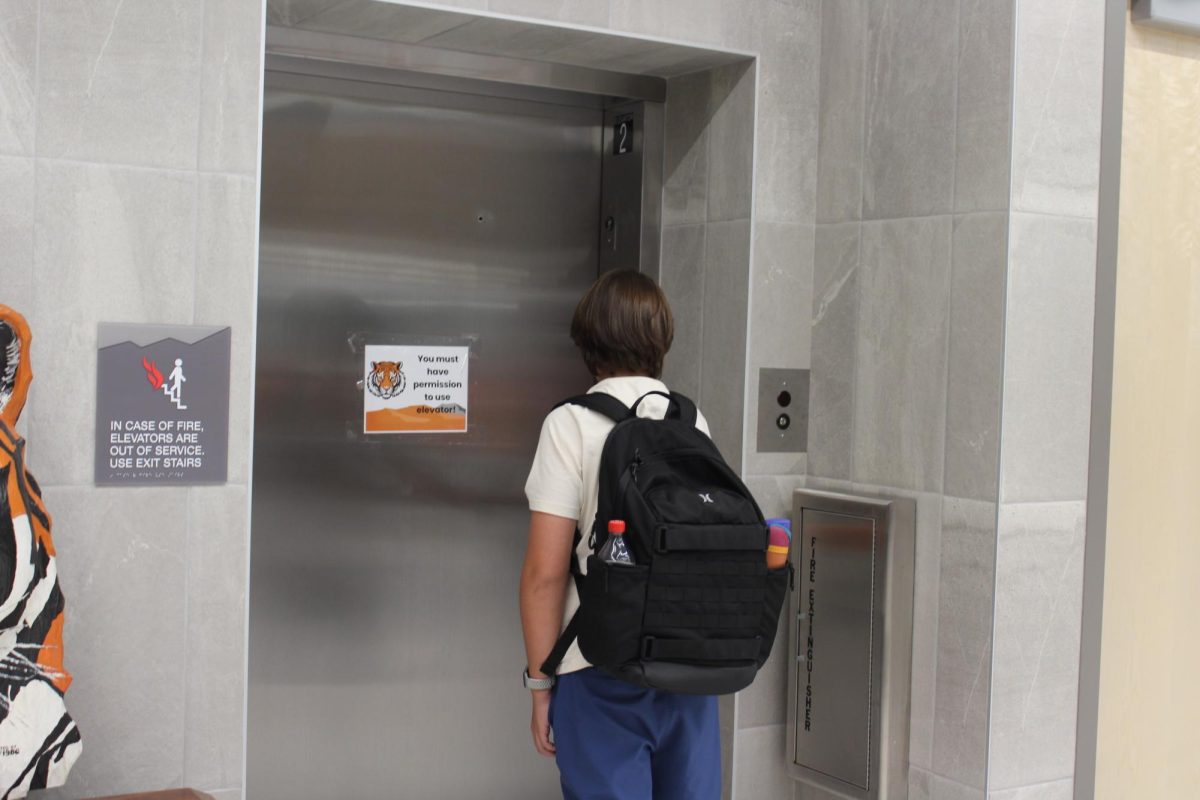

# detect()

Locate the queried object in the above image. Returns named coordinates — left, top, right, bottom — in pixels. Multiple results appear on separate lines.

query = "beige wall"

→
left=1094, top=16, right=1200, bottom=799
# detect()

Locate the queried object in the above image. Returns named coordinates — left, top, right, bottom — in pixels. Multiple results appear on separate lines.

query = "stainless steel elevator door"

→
left=248, top=70, right=601, bottom=800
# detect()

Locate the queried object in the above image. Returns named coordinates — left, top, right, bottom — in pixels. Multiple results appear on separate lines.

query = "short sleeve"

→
left=524, top=407, right=584, bottom=521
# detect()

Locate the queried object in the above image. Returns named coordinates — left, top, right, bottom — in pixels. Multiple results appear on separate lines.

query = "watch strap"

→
left=523, top=668, right=555, bottom=690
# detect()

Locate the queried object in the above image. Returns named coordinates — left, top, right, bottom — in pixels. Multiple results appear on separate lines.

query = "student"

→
left=519, top=270, right=720, bottom=800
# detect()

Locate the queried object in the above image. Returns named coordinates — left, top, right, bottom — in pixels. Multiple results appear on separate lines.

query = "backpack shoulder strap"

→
left=539, top=528, right=586, bottom=676
left=670, top=391, right=698, bottom=428
left=554, top=392, right=633, bottom=424
left=539, top=391, right=635, bottom=675
left=540, top=614, right=579, bottom=677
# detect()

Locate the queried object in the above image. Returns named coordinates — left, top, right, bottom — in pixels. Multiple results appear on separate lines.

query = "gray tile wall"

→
left=40, top=486, right=189, bottom=797
left=3, top=0, right=263, bottom=798
left=988, top=503, right=1086, bottom=792
left=988, top=0, right=1104, bottom=797
left=934, top=498, right=997, bottom=790
left=945, top=213, right=1008, bottom=502
left=853, top=216, right=952, bottom=493
left=0, top=1, right=36, bottom=158
left=861, top=0, right=959, bottom=220
left=806, top=2, right=1015, bottom=799
left=0, top=156, right=35, bottom=314
left=955, top=0, right=1016, bottom=214
left=658, top=61, right=761, bottom=481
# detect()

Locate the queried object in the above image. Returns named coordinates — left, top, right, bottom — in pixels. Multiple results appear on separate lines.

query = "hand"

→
left=530, top=689, right=555, bottom=757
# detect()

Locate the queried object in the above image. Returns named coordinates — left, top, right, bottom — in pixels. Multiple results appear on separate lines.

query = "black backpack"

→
left=540, top=390, right=792, bottom=695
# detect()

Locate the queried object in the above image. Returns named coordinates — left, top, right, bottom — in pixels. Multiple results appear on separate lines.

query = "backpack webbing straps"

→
left=641, top=636, right=763, bottom=662
left=629, top=390, right=698, bottom=428
left=556, top=392, right=633, bottom=424
left=539, top=529, right=586, bottom=677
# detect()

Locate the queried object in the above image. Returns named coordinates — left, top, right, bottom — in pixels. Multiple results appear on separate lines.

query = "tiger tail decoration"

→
left=0, top=305, right=82, bottom=799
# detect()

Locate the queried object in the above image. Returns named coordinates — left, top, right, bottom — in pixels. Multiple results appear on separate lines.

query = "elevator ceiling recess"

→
left=267, top=0, right=753, bottom=88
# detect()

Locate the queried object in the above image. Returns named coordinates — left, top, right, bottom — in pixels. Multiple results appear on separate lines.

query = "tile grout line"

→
left=854, top=0, right=870, bottom=227
left=191, top=0, right=208, bottom=327
left=181, top=0, right=211, bottom=780
left=936, top=214, right=954, bottom=499
left=845, top=220, right=861, bottom=490
left=729, top=55, right=769, bottom=788
left=846, top=0, right=871, bottom=488
left=913, top=764, right=990, bottom=794
left=696, top=70, right=710, bottom=432
left=38, top=481, right=252, bottom=491
left=1009, top=206, right=1101, bottom=223
left=940, top=0, right=965, bottom=500
left=238, top=3, right=269, bottom=791
left=986, top=0, right=1029, bottom=791
left=696, top=69, right=731, bottom=791
left=182, top=488, right=193, bottom=786
left=27, top=0, right=40, bottom=458
left=995, top=774, right=1077, bottom=793
left=924, top=493, right=943, bottom=772
left=951, top=0, right=963, bottom=214
left=16, top=154, right=255, bottom=179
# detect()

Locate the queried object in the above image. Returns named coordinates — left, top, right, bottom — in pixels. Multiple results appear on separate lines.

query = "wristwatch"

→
left=523, top=668, right=555, bottom=690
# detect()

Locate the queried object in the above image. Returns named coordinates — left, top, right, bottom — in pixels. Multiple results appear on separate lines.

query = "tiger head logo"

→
left=367, top=361, right=405, bottom=399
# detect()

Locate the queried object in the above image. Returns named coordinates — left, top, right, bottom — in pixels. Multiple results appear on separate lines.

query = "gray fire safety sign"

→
left=95, top=323, right=231, bottom=486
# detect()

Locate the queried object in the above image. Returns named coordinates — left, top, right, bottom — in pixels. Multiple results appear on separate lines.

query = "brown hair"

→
left=570, top=270, right=674, bottom=379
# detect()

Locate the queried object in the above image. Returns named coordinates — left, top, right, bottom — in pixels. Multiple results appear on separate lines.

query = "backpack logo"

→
left=699, top=493, right=714, bottom=504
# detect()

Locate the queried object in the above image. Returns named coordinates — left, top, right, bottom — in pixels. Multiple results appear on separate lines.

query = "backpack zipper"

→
left=633, top=448, right=766, bottom=520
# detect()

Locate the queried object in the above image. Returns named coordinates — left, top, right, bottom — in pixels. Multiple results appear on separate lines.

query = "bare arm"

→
left=519, top=510, right=576, bottom=756
left=520, top=510, right=576, bottom=678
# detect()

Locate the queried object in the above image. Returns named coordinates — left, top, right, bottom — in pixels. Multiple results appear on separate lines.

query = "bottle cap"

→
left=766, top=518, right=793, bottom=541
left=607, top=520, right=626, bottom=535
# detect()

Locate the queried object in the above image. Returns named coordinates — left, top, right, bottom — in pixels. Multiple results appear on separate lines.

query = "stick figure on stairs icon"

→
left=165, top=358, right=187, bottom=410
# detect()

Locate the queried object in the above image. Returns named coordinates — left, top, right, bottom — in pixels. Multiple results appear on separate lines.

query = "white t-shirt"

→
left=524, top=375, right=710, bottom=675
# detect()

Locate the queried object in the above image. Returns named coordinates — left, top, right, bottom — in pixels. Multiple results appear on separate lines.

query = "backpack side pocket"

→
left=756, top=564, right=792, bottom=665
left=577, top=556, right=650, bottom=667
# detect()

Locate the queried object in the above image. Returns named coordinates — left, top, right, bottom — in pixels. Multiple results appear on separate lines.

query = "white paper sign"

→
left=363, top=344, right=468, bottom=434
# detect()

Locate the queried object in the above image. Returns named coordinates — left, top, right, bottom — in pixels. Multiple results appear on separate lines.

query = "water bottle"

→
left=598, top=520, right=635, bottom=566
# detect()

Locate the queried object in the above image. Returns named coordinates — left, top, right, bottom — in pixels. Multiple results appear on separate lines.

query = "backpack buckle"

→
left=654, top=525, right=669, bottom=553
left=640, top=636, right=657, bottom=660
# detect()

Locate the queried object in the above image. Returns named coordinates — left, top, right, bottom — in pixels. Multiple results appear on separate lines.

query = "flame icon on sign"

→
left=141, top=358, right=165, bottom=390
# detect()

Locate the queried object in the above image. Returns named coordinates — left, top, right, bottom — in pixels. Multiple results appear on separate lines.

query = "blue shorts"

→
left=549, top=668, right=721, bottom=800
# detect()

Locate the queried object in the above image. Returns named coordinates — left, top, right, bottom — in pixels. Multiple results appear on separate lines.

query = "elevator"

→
left=247, top=43, right=663, bottom=800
